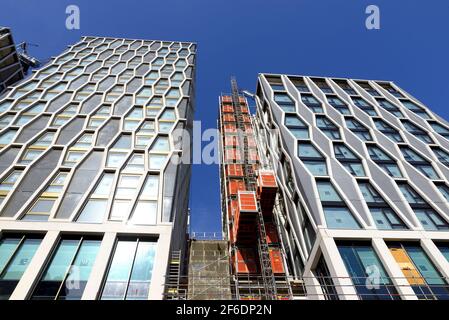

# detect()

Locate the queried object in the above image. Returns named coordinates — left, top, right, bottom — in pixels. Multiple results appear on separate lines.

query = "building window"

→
left=397, top=182, right=449, bottom=231
left=31, top=236, right=101, bottom=300
left=106, top=135, right=132, bottom=168
left=378, top=83, right=403, bottom=98
left=151, top=136, right=170, bottom=152
left=337, top=241, right=399, bottom=300
left=123, top=107, right=144, bottom=131
left=403, top=122, right=427, bottom=144
left=399, top=146, right=440, bottom=179
left=149, top=154, right=167, bottom=170
left=400, top=100, right=430, bottom=119
left=401, top=120, right=434, bottom=144
left=77, top=173, right=115, bottom=223
left=0, top=170, right=24, bottom=200
left=367, top=145, right=403, bottom=178
left=301, top=94, right=323, bottom=113
left=431, top=146, right=449, bottom=167
left=356, top=81, right=380, bottom=96
left=297, top=142, right=327, bottom=176
left=314, top=256, right=339, bottom=300
left=135, top=120, right=155, bottom=148
left=326, top=95, right=351, bottom=115
left=64, top=133, right=93, bottom=166
left=22, top=172, right=69, bottom=221
left=110, top=173, right=143, bottom=221
left=311, top=78, right=333, bottom=94
left=429, top=121, right=449, bottom=139
left=0, top=235, right=42, bottom=300
left=334, top=143, right=365, bottom=177
left=435, top=182, right=449, bottom=202
left=388, top=243, right=449, bottom=300
left=274, top=92, right=296, bottom=112
left=266, top=76, right=285, bottom=91
left=130, top=175, right=159, bottom=225
left=375, top=98, right=404, bottom=117
left=351, top=97, right=377, bottom=116
left=284, top=114, right=309, bottom=139
left=373, top=118, right=403, bottom=142
left=358, top=181, right=406, bottom=230
left=316, top=115, right=341, bottom=140
left=317, top=180, right=360, bottom=229
left=288, top=77, right=309, bottom=92
left=334, top=80, right=357, bottom=95
left=101, top=238, right=156, bottom=300
left=435, top=242, right=449, bottom=263
left=345, top=117, right=372, bottom=141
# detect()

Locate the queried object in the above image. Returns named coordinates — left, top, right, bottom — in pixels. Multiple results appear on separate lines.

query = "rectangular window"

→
left=298, top=143, right=328, bottom=176
left=388, top=243, right=449, bottom=300
left=0, top=235, right=42, bottom=300
left=32, top=236, right=101, bottom=300
left=334, top=143, right=365, bottom=177
left=317, top=180, right=360, bottom=230
left=367, top=145, right=403, bottom=178
left=274, top=93, right=296, bottom=112
left=401, top=120, right=434, bottom=144
left=323, top=207, right=360, bottom=230
left=400, top=100, right=430, bottom=119
left=351, top=97, right=377, bottom=116
left=285, top=115, right=309, bottom=139
left=338, top=242, right=399, bottom=300
left=301, top=94, right=323, bottom=113
left=101, top=238, right=156, bottom=300
left=345, top=118, right=372, bottom=141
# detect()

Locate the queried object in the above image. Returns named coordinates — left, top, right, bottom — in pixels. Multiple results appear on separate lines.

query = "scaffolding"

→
left=219, top=78, right=292, bottom=300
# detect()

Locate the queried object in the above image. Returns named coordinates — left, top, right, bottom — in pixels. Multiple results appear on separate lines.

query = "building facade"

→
left=0, top=27, right=25, bottom=94
left=254, top=74, right=449, bottom=300
left=0, top=36, right=196, bottom=300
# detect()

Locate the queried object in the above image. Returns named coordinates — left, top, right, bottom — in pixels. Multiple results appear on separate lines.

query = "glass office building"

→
left=0, top=36, right=195, bottom=299
left=254, top=74, right=449, bottom=300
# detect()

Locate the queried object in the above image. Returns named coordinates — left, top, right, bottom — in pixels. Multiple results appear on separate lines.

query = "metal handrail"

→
left=163, top=274, right=449, bottom=300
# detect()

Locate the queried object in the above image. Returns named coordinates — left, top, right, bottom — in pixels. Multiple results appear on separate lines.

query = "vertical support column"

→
left=9, top=230, right=60, bottom=300
left=82, top=232, right=116, bottom=300
left=149, top=231, right=172, bottom=300
left=372, top=238, right=417, bottom=300
left=320, top=236, right=358, bottom=300
left=303, top=269, right=326, bottom=300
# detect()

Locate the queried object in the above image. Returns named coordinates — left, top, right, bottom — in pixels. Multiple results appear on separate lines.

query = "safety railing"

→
left=163, top=275, right=449, bottom=300
left=190, top=232, right=223, bottom=241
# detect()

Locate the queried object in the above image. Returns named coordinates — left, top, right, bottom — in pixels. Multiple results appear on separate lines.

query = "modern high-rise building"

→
left=0, top=36, right=196, bottom=300
left=252, top=74, right=449, bottom=300
left=0, top=27, right=25, bottom=94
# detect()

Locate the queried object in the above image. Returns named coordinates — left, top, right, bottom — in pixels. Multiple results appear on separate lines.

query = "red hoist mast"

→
left=219, top=78, right=291, bottom=300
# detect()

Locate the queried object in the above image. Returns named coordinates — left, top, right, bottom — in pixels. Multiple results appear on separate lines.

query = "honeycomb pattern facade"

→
left=0, top=36, right=196, bottom=300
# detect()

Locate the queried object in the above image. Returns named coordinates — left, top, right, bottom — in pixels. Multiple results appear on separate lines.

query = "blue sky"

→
left=1, top=0, right=448, bottom=233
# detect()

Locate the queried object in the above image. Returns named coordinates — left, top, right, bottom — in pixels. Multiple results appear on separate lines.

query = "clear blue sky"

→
left=1, top=0, right=448, bottom=233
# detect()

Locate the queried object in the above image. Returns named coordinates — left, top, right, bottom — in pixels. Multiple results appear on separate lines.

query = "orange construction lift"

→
left=219, top=78, right=291, bottom=300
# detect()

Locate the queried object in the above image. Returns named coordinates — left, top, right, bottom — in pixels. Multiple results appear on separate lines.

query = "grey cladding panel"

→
left=46, top=93, right=72, bottom=113
left=0, top=146, right=21, bottom=175
left=15, top=115, right=51, bottom=143
left=80, top=94, right=102, bottom=114
left=55, top=150, right=104, bottom=219
left=96, top=118, right=120, bottom=146
left=55, top=117, right=85, bottom=145
left=1, top=149, right=62, bottom=217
